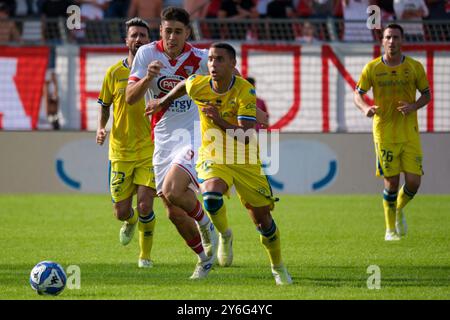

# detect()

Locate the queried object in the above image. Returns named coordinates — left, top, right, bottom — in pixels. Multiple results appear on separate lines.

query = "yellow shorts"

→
left=197, top=160, right=276, bottom=209
left=375, top=140, right=423, bottom=178
left=109, top=157, right=155, bottom=203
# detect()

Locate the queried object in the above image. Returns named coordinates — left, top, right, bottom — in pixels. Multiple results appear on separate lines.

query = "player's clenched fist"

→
left=145, top=60, right=164, bottom=80
left=397, top=100, right=416, bottom=116
left=256, top=108, right=269, bottom=128
left=145, top=99, right=162, bottom=117
left=96, top=128, right=107, bottom=145
left=201, top=104, right=220, bottom=121
left=365, top=105, right=378, bottom=118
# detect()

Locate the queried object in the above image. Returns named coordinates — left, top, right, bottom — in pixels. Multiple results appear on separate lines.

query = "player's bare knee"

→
left=406, top=181, right=420, bottom=194
left=254, top=214, right=273, bottom=230
left=257, top=219, right=277, bottom=238
left=162, top=185, right=182, bottom=205
left=385, top=178, right=400, bottom=192
left=247, top=204, right=272, bottom=227
left=114, top=206, right=130, bottom=221
left=137, top=201, right=152, bottom=216
left=389, top=182, right=400, bottom=191
left=405, top=174, right=421, bottom=193
left=166, top=187, right=190, bottom=208
left=165, top=191, right=182, bottom=206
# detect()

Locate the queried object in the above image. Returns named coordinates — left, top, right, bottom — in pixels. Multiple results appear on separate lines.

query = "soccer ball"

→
left=29, top=261, right=67, bottom=296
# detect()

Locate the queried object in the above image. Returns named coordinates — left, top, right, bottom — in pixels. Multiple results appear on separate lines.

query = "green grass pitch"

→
left=0, top=194, right=448, bottom=300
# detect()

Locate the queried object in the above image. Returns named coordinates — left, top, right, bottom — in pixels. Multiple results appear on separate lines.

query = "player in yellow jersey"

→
left=146, top=43, right=292, bottom=285
left=96, top=18, right=157, bottom=267
left=354, top=24, right=431, bottom=241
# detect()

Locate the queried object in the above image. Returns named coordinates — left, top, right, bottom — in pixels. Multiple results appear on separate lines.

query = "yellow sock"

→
left=205, top=203, right=229, bottom=234
left=126, top=207, right=138, bottom=225
left=397, top=185, right=415, bottom=211
left=260, top=221, right=282, bottom=267
left=138, top=210, right=156, bottom=260
left=383, top=189, right=397, bottom=231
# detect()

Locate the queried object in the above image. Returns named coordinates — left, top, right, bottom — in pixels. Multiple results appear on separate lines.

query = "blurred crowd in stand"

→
left=0, top=0, right=448, bottom=44
left=0, top=1, right=448, bottom=131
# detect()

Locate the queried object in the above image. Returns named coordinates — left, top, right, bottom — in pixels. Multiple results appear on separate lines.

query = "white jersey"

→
left=129, top=40, right=208, bottom=192
left=129, top=40, right=208, bottom=167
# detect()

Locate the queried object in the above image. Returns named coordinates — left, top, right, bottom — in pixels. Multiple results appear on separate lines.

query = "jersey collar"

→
left=209, top=75, right=236, bottom=94
left=381, top=55, right=405, bottom=66
left=122, top=58, right=129, bottom=69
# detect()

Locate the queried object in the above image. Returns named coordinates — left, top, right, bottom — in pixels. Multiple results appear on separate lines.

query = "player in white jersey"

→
left=129, top=40, right=206, bottom=191
left=126, top=6, right=217, bottom=279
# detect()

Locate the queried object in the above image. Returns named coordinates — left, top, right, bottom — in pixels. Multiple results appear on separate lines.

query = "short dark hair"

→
left=125, top=17, right=150, bottom=36
left=210, top=42, right=236, bottom=60
left=161, top=6, right=190, bottom=26
left=383, top=23, right=404, bottom=38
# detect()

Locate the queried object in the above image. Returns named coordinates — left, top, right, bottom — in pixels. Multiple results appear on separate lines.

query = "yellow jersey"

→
left=98, top=59, right=153, bottom=161
left=356, top=55, right=430, bottom=143
left=185, top=74, right=259, bottom=164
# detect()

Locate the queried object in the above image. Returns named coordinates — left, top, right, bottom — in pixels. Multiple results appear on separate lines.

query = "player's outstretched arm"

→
left=144, top=80, right=187, bottom=116
left=202, top=105, right=256, bottom=144
left=353, top=90, right=377, bottom=118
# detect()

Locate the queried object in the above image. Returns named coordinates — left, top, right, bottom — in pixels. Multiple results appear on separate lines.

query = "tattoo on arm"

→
left=100, top=106, right=110, bottom=127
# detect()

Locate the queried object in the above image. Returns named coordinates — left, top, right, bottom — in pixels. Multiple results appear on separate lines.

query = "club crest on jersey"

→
left=404, top=69, right=409, bottom=78
left=157, top=75, right=185, bottom=93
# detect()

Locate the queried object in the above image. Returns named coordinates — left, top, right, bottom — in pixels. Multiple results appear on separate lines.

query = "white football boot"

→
left=271, top=264, right=293, bottom=285
left=199, top=221, right=218, bottom=257
left=385, top=230, right=401, bottom=241
left=119, top=221, right=137, bottom=245
left=190, top=253, right=215, bottom=280
left=217, top=230, right=233, bottom=267
left=395, top=209, right=408, bottom=236
left=138, top=259, right=153, bottom=268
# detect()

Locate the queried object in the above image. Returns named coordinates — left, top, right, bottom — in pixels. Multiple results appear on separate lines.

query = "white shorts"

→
left=154, top=145, right=199, bottom=195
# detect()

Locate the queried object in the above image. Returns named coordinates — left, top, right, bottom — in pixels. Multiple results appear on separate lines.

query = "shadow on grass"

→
left=295, top=265, right=450, bottom=288
left=0, top=262, right=263, bottom=287
left=2, top=263, right=449, bottom=290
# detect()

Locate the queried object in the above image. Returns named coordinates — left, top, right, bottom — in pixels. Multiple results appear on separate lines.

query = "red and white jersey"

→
left=129, top=40, right=208, bottom=166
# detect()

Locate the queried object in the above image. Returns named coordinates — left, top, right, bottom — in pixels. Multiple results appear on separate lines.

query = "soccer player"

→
left=354, top=23, right=431, bottom=241
left=96, top=18, right=157, bottom=268
left=126, top=7, right=217, bottom=279
left=146, top=43, right=293, bottom=285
